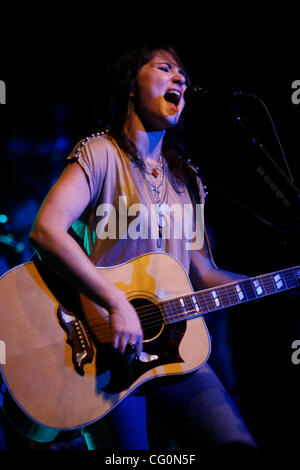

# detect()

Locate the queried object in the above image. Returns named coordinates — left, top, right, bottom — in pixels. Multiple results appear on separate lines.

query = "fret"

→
left=211, top=289, right=222, bottom=309
left=217, top=286, right=232, bottom=307
left=182, top=294, right=203, bottom=318
left=282, top=268, right=299, bottom=289
left=234, top=282, right=246, bottom=302
left=163, top=295, right=199, bottom=324
left=174, top=297, right=188, bottom=321
left=188, top=294, right=198, bottom=315
left=179, top=297, right=188, bottom=319
left=184, top=296, right=194, bottom=316
left=269, top=274, right=279, bottom=293
left=241, top=279, right=257, bottom=300
left=203, top=290, right=215, bottom=311
left=272, top=272, right=285, bottom=291
left=162, top=299, right=177, bottom=324
left=261, top=275, right=277, bottom=295
left=196, top=291, right=210, bottom=314
left=252, top=278, right=264, bottom=296
left=228, top=282, right=248, bottom=304
left=224, top=284, right=239, bottom=306
left=191, top=295, right=200, bottom=313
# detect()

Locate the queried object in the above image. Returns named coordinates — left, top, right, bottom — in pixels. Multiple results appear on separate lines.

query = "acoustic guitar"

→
left=0, top=252, right=299, bottom=441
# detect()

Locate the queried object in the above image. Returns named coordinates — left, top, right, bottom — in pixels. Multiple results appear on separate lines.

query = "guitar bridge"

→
left=58, top=305, right=94, bottom=375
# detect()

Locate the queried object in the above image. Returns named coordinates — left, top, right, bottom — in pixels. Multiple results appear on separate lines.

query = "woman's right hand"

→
left=108, top=295, right=144, bottom=356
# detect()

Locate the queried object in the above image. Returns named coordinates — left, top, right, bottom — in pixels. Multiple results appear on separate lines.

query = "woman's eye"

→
left=158, top=65, right=170, bottom=72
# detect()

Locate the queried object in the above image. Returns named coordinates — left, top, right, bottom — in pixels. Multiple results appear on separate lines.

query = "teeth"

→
left=164, top=89, right=181, bottom=104
left=168, top=90, right=181, bottom=98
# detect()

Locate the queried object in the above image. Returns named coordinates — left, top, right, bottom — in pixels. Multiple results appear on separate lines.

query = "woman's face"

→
left=132, top=51, right=188, bottom=131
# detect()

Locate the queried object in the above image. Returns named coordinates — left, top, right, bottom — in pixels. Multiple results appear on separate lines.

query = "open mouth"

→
left=164, top=89, right=182, bottom=107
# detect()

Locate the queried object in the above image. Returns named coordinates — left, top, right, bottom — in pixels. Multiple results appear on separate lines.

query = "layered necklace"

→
left=143, top=154, right=169, bottom=249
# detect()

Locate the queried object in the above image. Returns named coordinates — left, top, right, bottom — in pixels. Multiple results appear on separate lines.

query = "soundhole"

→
left=130, top=297, right=164, bottom=342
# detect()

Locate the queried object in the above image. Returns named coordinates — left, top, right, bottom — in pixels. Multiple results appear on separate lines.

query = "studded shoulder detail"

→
left=66, top=130, right=108, bottom=161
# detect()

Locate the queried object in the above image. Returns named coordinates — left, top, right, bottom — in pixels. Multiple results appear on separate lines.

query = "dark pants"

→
left=82, top=364, right=258, bottom=452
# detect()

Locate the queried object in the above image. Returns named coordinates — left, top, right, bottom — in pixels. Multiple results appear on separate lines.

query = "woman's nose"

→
left=172, top=72, right=186, bottom=86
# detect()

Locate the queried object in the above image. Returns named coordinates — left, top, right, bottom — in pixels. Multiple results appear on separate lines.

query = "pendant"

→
left=152, top=168, right=159, bottom=178
left=155, top=202, right=169, bottom=216
left=157, top=214, right=166, bottom=227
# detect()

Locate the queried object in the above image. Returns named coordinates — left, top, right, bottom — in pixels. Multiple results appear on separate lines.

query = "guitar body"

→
left=0, top=252, right=211, bottom=436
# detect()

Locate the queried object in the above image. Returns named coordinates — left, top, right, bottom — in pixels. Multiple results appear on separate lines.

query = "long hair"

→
left=98, top=43, right=197, bottom=189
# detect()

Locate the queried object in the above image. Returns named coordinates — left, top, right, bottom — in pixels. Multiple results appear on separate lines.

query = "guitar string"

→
left=108, top=273, right=295, bottom=326
left=129, top=272, right=294, bottom=319
left=86, top=277, right=297, bottom=338
left=85, top=270, right=298, bottom=336
left=90, top=291, right=230, bottom=333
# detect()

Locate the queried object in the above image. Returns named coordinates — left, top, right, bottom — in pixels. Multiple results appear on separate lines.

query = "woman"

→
left=29, top=44, right=258, bottom=453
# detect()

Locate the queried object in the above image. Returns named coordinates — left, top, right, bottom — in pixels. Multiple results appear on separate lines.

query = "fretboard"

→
left=160, top=266, right=300, bottom=324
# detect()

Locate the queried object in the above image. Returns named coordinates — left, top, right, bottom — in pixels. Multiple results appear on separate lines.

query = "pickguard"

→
left=97, top=322, right=186, bottom=393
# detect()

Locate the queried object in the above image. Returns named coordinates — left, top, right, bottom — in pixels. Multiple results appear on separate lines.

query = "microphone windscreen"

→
left=184, top=85, right=208, bottom=101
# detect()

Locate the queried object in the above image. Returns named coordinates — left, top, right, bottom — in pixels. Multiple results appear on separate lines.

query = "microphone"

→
left=184, top=85, right=208, bottom=101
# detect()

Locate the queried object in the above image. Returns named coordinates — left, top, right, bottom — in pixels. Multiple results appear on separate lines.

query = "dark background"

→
left=1, top=7, right=300, bottom=456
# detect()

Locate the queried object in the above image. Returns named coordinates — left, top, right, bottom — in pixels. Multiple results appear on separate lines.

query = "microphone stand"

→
left=231, top=110, right=300, bottom=243
left=188, top=86, right=300, bottom=240
left=232, top=112, right=300, bottom=203
left=203, top=115, right=300, bottom=245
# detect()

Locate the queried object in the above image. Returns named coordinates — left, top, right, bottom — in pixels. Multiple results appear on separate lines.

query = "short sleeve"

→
left=66, top=134, right=109, bottom=207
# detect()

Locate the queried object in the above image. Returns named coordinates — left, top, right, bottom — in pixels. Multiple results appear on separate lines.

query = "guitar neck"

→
left=161, top=265, right=300, bottom=324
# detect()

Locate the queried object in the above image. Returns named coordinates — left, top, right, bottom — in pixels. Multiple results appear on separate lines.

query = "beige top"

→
left=67, top=133, right=205, bottom=275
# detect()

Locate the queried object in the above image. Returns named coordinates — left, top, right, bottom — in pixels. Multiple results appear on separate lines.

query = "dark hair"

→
left=98, top=43, right=197, bottom=188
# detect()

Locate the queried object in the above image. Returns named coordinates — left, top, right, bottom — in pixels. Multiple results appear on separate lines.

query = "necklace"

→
left=144, top=154, right=163, bottom=179
left=143, top=154, right=169, bottom=249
